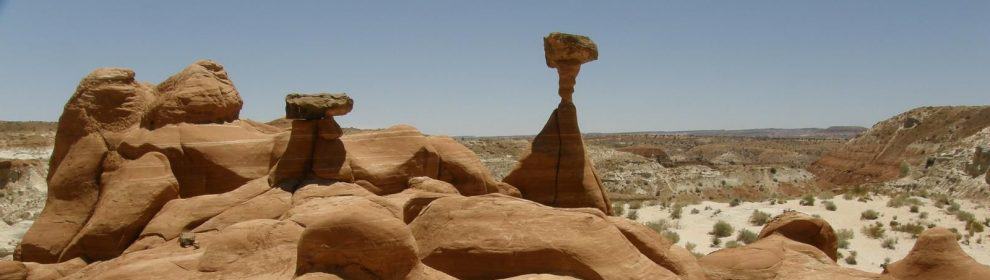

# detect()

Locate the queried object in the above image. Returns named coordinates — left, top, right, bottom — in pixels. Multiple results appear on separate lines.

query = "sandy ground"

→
left=625, top=195, right=990, bottom=273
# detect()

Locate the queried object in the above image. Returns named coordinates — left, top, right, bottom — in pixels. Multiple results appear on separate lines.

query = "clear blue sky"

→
left=1, top=1, right=987, bottom=136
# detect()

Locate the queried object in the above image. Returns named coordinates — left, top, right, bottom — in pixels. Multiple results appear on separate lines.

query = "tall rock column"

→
left=503, top=32, right=611, bottom=214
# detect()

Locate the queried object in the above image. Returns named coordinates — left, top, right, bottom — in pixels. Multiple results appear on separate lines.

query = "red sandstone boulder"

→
left=144, top=60, right=242, bottom=129
left=881, top=227, right=990, bottom=280
left=409, top=194, right=677, bottom=279
left=700, top=234, right=878, bottom=280
left=758, top=210, right=839, bottom=261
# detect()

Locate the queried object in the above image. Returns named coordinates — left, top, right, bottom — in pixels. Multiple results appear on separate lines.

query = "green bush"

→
left=612, top=203, right=626, bottom=217
left=823, top=200, right=837, bottom=211
left=670, top=205, right=683, bottom=220
left=844, top=251, right=858, bottom=265
left=627, top=209, right=639, bottom=220
left=893, top=222, right=925, bottom=238
left=663, top=230, right=680, bottom=244
left=948, top=201, right=961, bottom=213
left=899, top=161, right=910, bottom=177
left=686, top=242, right=703, bottom=258
left=837, top=229, right=854, bottom=249
left=860, top=209, right=880, bottom=220
left=729, top=198, right=741, bottom=207
left=909, top=205, right=919, bottom=213
left=967, top=220, right=985, bottom=235
left=881, top=237, right=898, bottom=250
left=956, top=211, right=976, bottom=223
left=711, top=220, right=734, bottom=238
left=690, top=208, right=700, bottom=214
left=725, top=240, right=741, bottom=248
left=645, top=219, right=672, bottom=233
left=863, top=222, right=886, bottom=239
left=736, top=228, right=759, bottom=244
left=799, top=194, right=815, bottom=206
left=749, top=210, right=771, bottom=226
left=629, top=200, right=643, bottom=210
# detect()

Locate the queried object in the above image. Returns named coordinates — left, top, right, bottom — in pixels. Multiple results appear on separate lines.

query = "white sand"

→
left=624, top=195, right=990, bottom=273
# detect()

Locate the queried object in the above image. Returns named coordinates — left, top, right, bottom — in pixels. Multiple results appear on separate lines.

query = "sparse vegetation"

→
left=899, top=161, right=911, bottom=177
left=629, top=200, right=643, bottom=210
left=860, top=209, right=880, bottom=220
left=863, top=222, right=886, bottom=239
left=663, top=230, right=680, bottom=244
left=749, top=210, right=771, bottom=226
left=909, top=205, right=919, bottom=213
left=823, top=200, right=836, bottom=211
left=799, top=194, right=815, bottom=206
left=736, top=228, right=758, bottom=244
left=645, top=219, right=672, bottom=233
left=725, top=240, right=741, bottom=248
left=711, top=220, right=734, bottom=238
left=887, top=194, right=923, bottom=208
left=690, top=208, right=700, bottom=214
left=612, top=203, right=626, bottom=217
left=670, top=205, right=683, bottom=220
left=729, top=198, right=741, bottom=207
left=844, top=251, right=858, bottom=265
left=837, top=229, right=854, bottom=249
left=627, top=209, right=639, bottom=220
left=686, top=242, right=703, bottom=258
left=881, top=237, right=897, bottom=249
left=893, top=222, right=926, bottom=238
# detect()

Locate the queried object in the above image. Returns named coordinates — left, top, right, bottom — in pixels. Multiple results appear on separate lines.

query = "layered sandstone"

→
left=504, top=32, right=611, bottom=214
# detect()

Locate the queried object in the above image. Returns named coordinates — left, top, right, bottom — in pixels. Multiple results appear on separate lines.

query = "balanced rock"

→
left=503, top=32, right=610, bottom=214
left=544, top=32, right=598, bottom=102
left=881, top=227, right=990, bottom=280
left=285, top=93, right=353, bottom=120
left=758, top=210, right=838, bottom=261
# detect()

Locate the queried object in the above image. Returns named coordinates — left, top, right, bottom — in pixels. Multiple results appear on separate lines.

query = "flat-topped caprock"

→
left=285, top=93, right=353, bottom=120
left=544, top=32, right=598, bottom=102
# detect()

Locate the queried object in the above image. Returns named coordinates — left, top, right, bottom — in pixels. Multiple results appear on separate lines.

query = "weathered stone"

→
left=544, top=32, right=598, bottom=102
left=285, top=93, right=353, bottom=120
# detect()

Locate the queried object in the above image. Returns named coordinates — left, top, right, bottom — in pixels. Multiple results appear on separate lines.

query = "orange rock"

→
left=607, top=217, right=706, bottom=280
left=881, top=227, right=990, bottom=280
left=503, top=101, right=612, bottom=214
left=758, top=210, right=839, bottom=261
left=144, top=60, right=242, bottom=129
left=700, top=234, right=878, bottom=280
left=409, top=194, right=676, bottom=279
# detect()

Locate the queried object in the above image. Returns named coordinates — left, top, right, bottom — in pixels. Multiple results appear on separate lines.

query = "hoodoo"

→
left=503, top=32, right=612, bottom=214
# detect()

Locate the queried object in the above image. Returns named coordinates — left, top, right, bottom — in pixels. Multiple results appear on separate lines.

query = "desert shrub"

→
left=627, top=209, right=639, bottom=220
left=725, top=240, right=741, bottom=248
left=844, top=251, right=858, bottom=265
left=663, top=230, right=680, bottom=244
left=645, top=219, right=672, bottom=233
left=899, top=161, right=910, bottom=177
left=736, top=228, right=759, bottom=244
left=711, top=220, right=734, bottom=238
left=629, top=200, right=643, bottom=210
left=711, top=235, right=722, bottom=247
left=836, top=229, right=854, bottom=249
left=948, top=201, right=961, bottom=213
left=967, top=220, right=985, bottom=235
left=799, top=194, right=815, bottom=206
left=949, top=228, right=962, bottom=240
left=690, top=208, right=700, bottom=214
left=729, top=198, right=741, bottom=207
left=956, top=211, right=976, bottom=223
left=612, top=203, right=626, bottom=217
left=686, top=242, right=703, bottom=258
left=909, top=205, right=919, bottom=213
left=893, top=222, right=925, bottom=238
left=749, top=210, right=771, bottom=226
left=842, top=192, right=854, bottom=200
left=860, top=209, right=880, bottom=220
left=823, top=200, right=837, bottom=211
left=919, top=212, right=929, bottom=219
left=887, top=194, right=922, bottom=208
left=862, top=222, right=886, bottom=239
left=670, top=205, right=683, bottom=220
left=881, top=237, right=898, bottom=250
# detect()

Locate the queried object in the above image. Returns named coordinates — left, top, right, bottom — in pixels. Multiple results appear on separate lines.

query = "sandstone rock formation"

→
left=14, top=60, right=513, bottom=268
left=880, top=227, right=990, bottom=280
left=757, top=210, right=838, bottom=261
left=504, top=32, right=611, bottom=214
left=700, top=234, right=877, bottom=280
